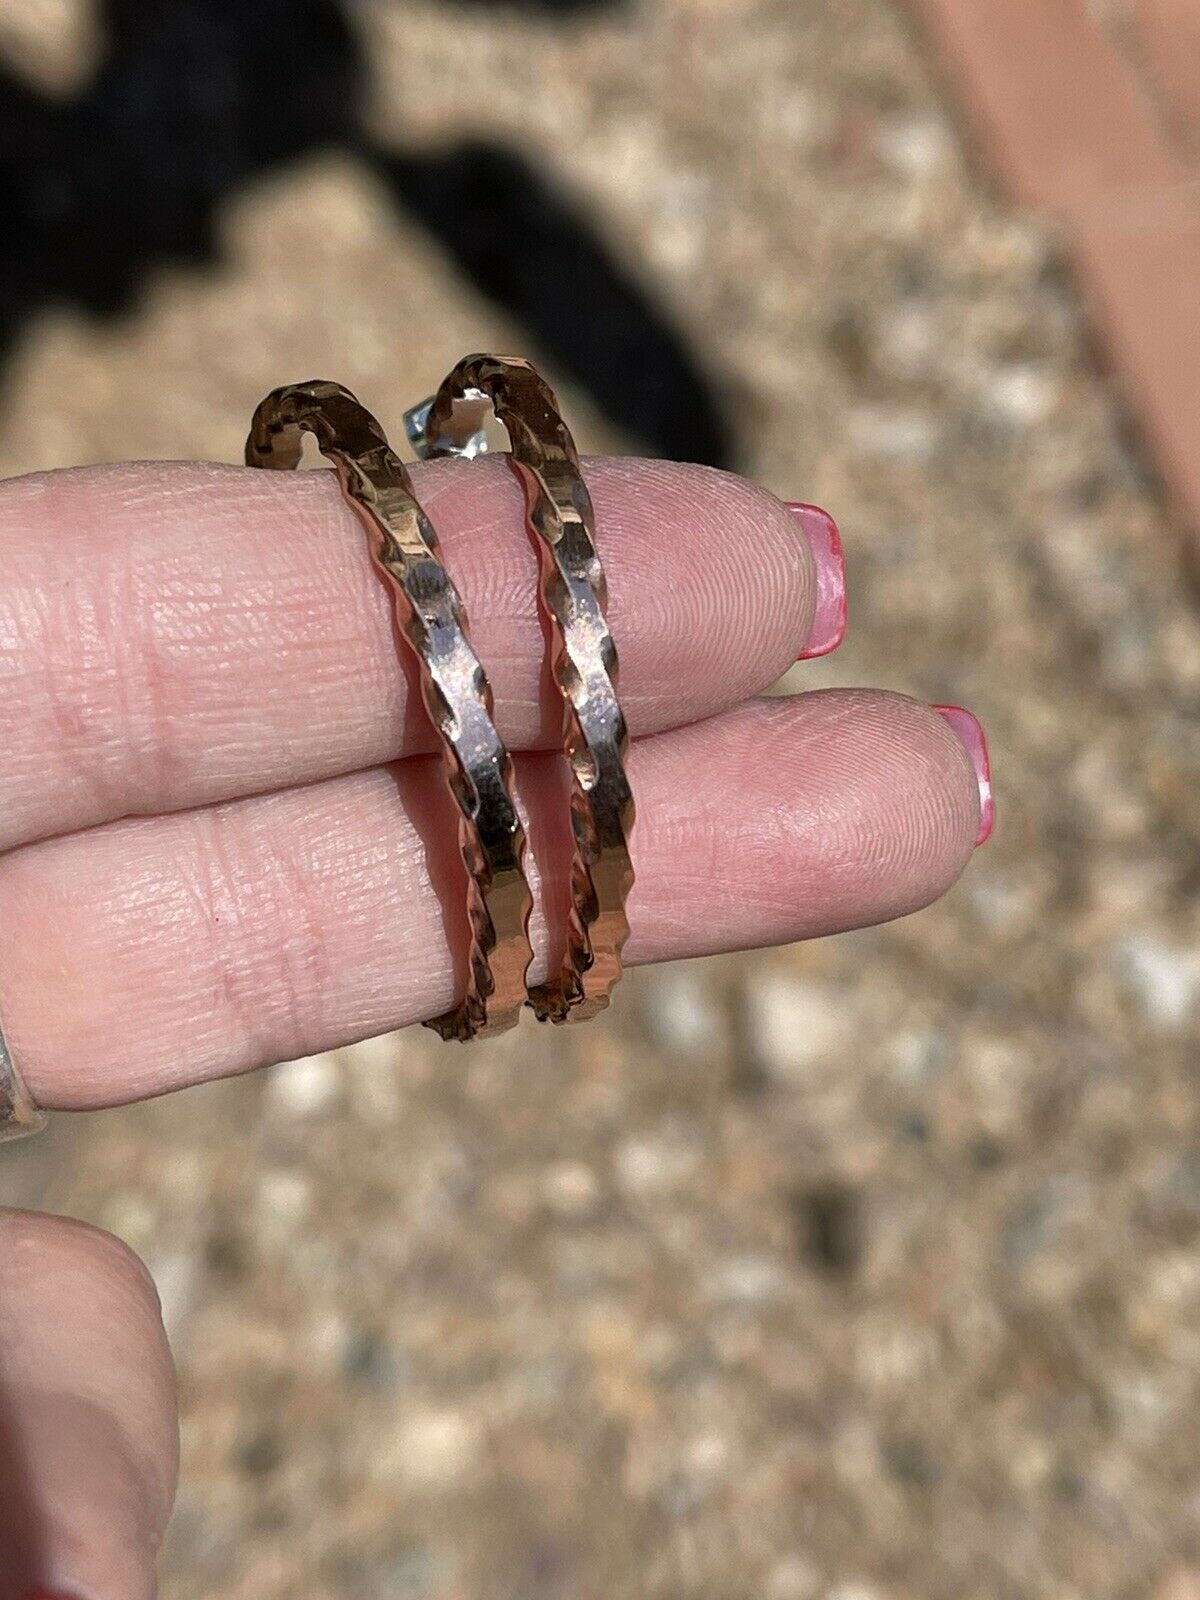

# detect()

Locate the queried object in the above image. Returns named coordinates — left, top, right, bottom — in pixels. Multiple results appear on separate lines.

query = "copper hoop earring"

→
left=0, top=1016, right=44, bottom=1143
left=247, top=380, right=535, bottom=1041
left=407, top=356, right=634, bottom=1023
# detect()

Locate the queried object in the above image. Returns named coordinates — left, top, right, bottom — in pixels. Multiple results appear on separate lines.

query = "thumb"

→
left=0, top=1211, right=178, bottom=1600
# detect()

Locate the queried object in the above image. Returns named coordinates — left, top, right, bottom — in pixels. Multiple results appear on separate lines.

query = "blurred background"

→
left=2, top=0, right=1200, bottom=1595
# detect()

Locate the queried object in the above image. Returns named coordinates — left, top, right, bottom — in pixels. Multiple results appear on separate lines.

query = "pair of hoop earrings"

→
left=0, top=355, right=632, bottom=1140
left=245, top=355, right=636, bottom=1042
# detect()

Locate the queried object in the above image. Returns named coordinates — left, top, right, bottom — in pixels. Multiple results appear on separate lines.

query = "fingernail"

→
left=933, top=705, right=994, bottom=846
left=787, top=502, right=847, bottom=659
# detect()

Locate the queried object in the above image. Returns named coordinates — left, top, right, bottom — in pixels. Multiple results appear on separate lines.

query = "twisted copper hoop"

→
left=0, top=1015, right=45, bottom=1142
left=407, top=356, right=634, bottom=1023
left=246, top=380, right=534, bottom=1041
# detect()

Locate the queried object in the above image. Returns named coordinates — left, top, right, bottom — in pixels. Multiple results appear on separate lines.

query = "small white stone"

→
left=877, top=113, right=954, bottom=176
left=968, top=873, right=1037, bottom=934
left=263, top=1051, right=341, bottom=1118
left=766, top=1555, right=822, bottom=1600
left=987, top=364, right=1057, bottom=427
left=684, top=1431, right=731, bottom=1477
left=765, top=87, right=821, bottom=146
left=393, top=1408, right=481, bottom=1486
left=746, top=972, right=850, bottom=1084
left=1119, top=934, right=1200, bottom=1029
left=878, top=305, right=937, bottom=380
left=255, top=1169, right=311, bottom=1236
left=614, top=1130, right=701, bottom=1196
left=642, top=962, right=724, bottom=1054
left=885, top=1028, right=948, bottom=1084
left=704, top=1253, right=786, bottom=1306
left=99, top=1193, right=157, bottom=1252
left=541, top=1160, right=601, bottom=1219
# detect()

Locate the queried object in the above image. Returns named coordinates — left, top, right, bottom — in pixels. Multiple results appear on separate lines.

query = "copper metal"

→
left=246, top=380, right=534, bottom=1041
left=0, top=1013, right=45, bottom=1142
left=407, top=356, right=634, bottom=1023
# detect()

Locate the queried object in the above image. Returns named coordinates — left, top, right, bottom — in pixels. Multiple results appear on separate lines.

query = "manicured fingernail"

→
left=933, top=705, right=994, bottom=846
left=787, top=502, right=847, bottom=659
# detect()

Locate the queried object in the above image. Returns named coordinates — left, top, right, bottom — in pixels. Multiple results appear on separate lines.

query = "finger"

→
left=0, top=1211, right=177, bottom=1600
left=0, top=456, right=829, bottom=852
left=0, top=691, right=982, bottom=1111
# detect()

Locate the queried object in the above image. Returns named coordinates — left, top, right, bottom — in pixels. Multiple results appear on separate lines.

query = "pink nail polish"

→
left=933, top=705, right=994, bottom=846
left=787, top=502, right=847, bottom=660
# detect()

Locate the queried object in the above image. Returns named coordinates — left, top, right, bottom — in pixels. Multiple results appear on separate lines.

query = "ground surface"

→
left=2, top=2, right=1200, bottom=1597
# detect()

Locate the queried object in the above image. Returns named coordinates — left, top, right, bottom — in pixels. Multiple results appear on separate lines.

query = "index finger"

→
left=0, top=455, right=823, bottom=852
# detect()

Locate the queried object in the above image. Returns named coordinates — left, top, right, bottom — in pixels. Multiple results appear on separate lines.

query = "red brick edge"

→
left=912, top=0, right=1200, bottom=555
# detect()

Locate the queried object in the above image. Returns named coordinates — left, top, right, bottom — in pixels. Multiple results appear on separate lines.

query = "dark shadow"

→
left=790, top=1178, right=865, bottom=1279
left=0, top=0, right=361, bottom=331
left=0, top=0, right=732, bottom=467
left=383, top=146, right=731, bottom=466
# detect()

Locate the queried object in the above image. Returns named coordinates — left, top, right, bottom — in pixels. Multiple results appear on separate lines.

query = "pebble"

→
left=641, top=962, right=726, bottom=1055
left=253, top=1169, right=312, bottom=1239
left=614, top=1129, right=702, bottom=1197
left=262, top=1051, right=341, bottom=1119
left=985, top=364, right=1057, bottom=427
left=745, top=972, right=851, bottom=1084
left=765, top=1555, right=823, bottom=1600
left=1119, top=934, right=1200, bottom=1029
left=390, top=1409, right=482, bottom=1488
left=541, top=1159, right=602, bottom=1220
left=703, top=1253, right=787, bottom=1307
left=877, top=113, right=955, bottom=177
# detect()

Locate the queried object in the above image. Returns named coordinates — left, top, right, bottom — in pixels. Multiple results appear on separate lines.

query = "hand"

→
left=0, top=454, right=988, bottom=1597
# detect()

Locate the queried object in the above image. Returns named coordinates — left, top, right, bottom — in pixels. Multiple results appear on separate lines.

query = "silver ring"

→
left=0, top=1014, right=45, bottom=1142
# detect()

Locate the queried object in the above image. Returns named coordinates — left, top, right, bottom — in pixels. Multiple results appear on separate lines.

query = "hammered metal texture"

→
left=418, top=356, right=635, bottom=1023
left=246, top=380, right=534, bottom=1041
left=0, top=1015, right=45, bottom=1142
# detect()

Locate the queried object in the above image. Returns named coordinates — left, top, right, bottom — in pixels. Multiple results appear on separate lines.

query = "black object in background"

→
left=0, top=0, right=731, bottom=467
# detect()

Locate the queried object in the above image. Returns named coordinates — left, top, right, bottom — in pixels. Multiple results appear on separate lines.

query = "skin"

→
left=0, top=455, right=981, bottom=1599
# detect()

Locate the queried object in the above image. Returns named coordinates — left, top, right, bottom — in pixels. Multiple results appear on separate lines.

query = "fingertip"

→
left=576, top=456, right=819, bottom=701
left=787, top=503, right=848, bottom=659
left=871, top=693, right=984, bottom=885
left=933, top=704, right=994, bottom=847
